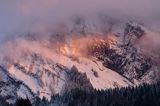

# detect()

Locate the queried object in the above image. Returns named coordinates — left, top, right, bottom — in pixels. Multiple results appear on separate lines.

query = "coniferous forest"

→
left=13, top=82, right=160, bottom=106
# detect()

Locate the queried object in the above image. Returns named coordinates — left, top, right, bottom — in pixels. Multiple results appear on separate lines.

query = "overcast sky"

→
left=0, top=0, right=160, bottom=40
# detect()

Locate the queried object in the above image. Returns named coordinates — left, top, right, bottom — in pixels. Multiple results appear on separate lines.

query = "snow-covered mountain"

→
left=0, top=37, right=133, bottom=103
left=0, top=22, right=159, bottom=104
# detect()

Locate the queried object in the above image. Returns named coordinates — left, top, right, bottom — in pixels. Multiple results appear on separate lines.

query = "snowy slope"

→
left=6, top=50, right=132, bottom=99
left=0, top=37, right=133, bottom=102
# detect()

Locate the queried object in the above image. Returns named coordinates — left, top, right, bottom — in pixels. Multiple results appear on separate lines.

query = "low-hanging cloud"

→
left=0, top=0, right=160, bottom=41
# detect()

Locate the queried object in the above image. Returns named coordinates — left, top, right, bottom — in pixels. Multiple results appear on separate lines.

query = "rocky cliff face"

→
left=87, top=22, right=158, bottom=84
